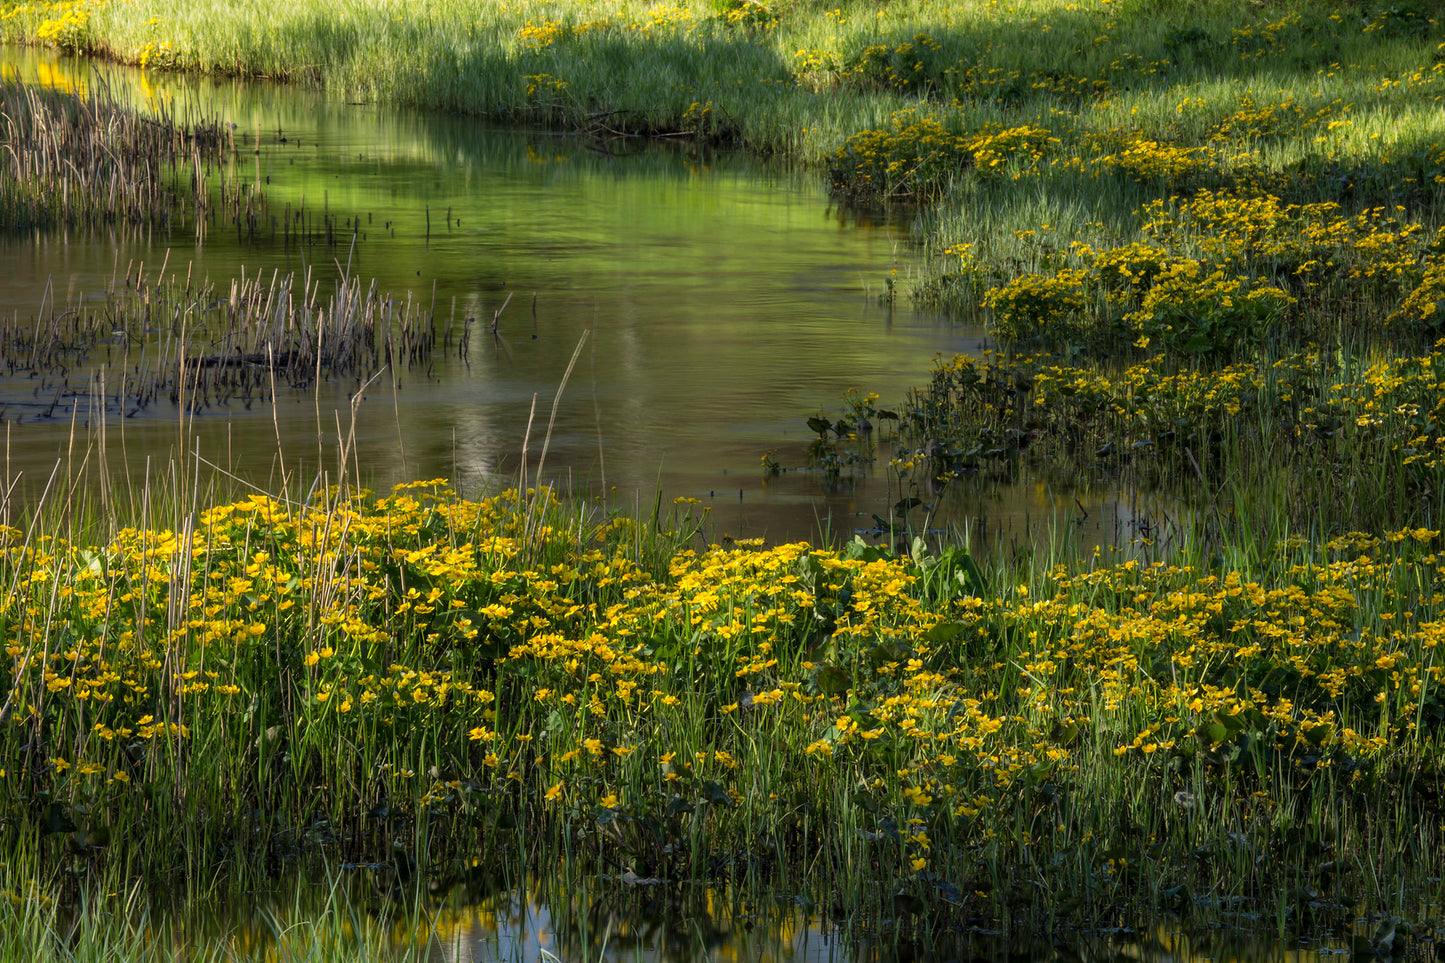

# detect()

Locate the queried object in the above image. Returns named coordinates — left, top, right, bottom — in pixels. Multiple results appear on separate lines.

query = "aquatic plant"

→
left=0, top=263, right=443, bottom=428
left=0, top=76, right=239, bottom=231
left=0, top=474, right=1441, bottom=937
left=894, top=343, right=1445, bottom=535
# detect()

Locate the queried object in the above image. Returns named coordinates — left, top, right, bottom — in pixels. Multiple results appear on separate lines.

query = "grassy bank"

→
left=2, top=478, right=1444, bottom=940
left=1, top=1, right=1440, bottom=349
left=0, top=1, right=1439, bottom=338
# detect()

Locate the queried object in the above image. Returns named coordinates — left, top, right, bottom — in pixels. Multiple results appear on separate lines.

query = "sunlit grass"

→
left=0, top=868, right=449, bottom=962
left=2, top=1, right=1440, bottom=349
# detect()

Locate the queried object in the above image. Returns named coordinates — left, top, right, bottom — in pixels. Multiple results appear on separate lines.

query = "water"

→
left=91, top=870, right=1387, bottom=963
left=0, top=48, right=1170, bottom=546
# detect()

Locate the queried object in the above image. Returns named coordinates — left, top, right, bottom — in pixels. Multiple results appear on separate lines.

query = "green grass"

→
left=2, top=462, right=1444, bottom=943
left=0, top=867, right=451, bottom=961
left=3, top=0, right=1441, bottom=344
left=4, top=0, right=1445, bottom=948
left=0, top=2, right=1435, bottom=158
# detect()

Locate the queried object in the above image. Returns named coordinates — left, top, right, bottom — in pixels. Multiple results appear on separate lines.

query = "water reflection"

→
left=121, top=873, right=1373, bottom=963
left=429, top=887, right=843, bottom=962
left=428, top=906, right=1370, bottom=963
left=1, top=47, right=1174, bottom=548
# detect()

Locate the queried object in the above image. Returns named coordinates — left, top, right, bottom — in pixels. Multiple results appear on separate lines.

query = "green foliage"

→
left=2, top=0, right=1445, bottom=942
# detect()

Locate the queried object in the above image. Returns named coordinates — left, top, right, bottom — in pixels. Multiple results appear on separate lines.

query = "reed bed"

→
left=0, top=74, right=252, bottom=232
left=0, top=264, right=445, bottom=425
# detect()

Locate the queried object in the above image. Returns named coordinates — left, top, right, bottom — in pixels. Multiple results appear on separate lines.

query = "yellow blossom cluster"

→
left=4, top=478, right=1445, bottom=881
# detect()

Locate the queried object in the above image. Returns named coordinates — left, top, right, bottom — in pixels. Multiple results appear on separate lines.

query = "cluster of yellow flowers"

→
left=6, top=0, right=98, bottom=47
left=719, top=0, right=775, bottom=31
left=522, top=73, right=568, bottom=100
left=831, top=110, right=1059, bottom=201
left=967, top=189, right=1443, bottom=349
left=916, top=344, right=1445, bottom=476
left=842, top=33, right=944, bottom=94
left=514, top=3, right=694, bottom=51
left=4, top=478, right=1444, bottom=878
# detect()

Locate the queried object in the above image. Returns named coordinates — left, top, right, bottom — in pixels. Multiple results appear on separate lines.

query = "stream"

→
left=0, top=47, right=1171, bottom=548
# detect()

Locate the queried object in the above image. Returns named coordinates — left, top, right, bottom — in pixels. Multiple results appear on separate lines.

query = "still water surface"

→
left=0, top=48, right=1168, bottom=546
left=125, top=873, right=1376, bottom=963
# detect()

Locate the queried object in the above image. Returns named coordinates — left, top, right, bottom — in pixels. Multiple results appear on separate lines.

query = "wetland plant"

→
left=0, top=76, right=245, bottom=232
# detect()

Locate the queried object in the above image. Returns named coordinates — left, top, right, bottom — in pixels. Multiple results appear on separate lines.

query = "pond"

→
left=0, top=47, right=1172, bottom=547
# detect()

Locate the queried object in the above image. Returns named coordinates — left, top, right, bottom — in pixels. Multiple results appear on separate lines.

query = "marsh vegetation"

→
left=2, top=0, right=1445, bottom=958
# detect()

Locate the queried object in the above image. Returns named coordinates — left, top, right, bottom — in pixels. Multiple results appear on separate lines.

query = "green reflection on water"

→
left=49, top=869, right=1384, bottom=963
left=0, top=46, right=1172, bottom=548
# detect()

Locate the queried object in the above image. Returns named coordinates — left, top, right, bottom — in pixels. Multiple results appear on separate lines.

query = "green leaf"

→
left=1049, top=720, right=1079, bottom=747
left=700, top=780, right=733, bottom=808
left=812, top=664, right=852, bottom=696
left=42, top=803, right=76, bottom=835
left=795, top=553, right=825, bottom=590
left=954, top=552, right=988, bottom=595
left=868, top=640, right=912, bottom=666
left=1199, top=722, right=1230, bottom=745
left=1213, top=708, right=1247, bottom=733
left=844, top=537, right=892, bottom=563
left=926, top=621, right=965, bottom=644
